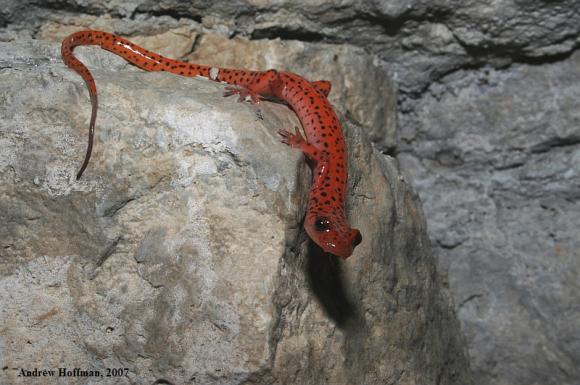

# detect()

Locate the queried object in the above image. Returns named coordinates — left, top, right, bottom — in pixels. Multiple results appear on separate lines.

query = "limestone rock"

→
left=399, top=52, right=580, bottom=385
left=0, top=40, right=471, bottom=384
left=3, top=0, right=579, bottom=92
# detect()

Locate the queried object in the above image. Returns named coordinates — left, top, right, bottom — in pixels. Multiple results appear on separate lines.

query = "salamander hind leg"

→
left=223, top=85, right=262, bottom=104
left=310, top=80, right=332, bottom=97
left=278, top=127, right=324, bottom=164
left=223, top=69, right=280, bottom=104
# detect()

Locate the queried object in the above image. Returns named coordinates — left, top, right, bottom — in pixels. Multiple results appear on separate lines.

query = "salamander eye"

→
left=314, top=217, right=330, bottom=231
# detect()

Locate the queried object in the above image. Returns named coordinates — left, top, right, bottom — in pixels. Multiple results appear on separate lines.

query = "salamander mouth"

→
left=304, top=222, right=358, bottom=259
left=321, top=229, right=361, bottom=259
left=323, top=242, right=351, bottom=259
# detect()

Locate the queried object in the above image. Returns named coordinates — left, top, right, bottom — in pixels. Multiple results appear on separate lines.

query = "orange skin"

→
left=61, top=30, right=362, bottom=259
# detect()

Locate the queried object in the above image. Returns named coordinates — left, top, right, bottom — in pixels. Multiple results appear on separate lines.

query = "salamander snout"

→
left=326, top=227, right=362, bottom=259
left=305, top=216, right=362, bottom=259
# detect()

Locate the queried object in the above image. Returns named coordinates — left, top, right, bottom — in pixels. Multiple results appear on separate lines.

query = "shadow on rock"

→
left=306, top=240, right=359, bottom=329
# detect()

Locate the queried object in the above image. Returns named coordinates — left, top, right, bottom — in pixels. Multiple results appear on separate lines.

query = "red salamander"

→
left=61, top=30, right=362, bottom=259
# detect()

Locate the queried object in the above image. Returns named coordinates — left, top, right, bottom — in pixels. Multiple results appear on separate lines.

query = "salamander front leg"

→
left=278, top=127, right=325, bottom=164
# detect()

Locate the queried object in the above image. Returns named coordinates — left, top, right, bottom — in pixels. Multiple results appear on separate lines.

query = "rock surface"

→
left=399, top=52, right=580, bottom=385
left=0, top=41, right=471, bottom=385
left=2, top=0, right=580, bottom=92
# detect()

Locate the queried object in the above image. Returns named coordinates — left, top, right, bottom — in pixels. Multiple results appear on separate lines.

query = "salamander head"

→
left=305, top=215, right=362, bottom=259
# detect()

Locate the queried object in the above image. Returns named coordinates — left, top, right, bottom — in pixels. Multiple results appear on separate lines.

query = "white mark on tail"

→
left=209, top=67, right=219, bottom=81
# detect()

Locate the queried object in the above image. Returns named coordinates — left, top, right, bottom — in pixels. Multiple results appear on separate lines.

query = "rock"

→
left=399, top=51, right=580, bottom=385
left=0, top=40, right=471, bottom=384
left=3, top=0, right=578, bottom=92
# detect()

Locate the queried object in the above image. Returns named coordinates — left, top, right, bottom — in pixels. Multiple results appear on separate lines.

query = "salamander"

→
left=61, top=30, right=362, bottom=259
